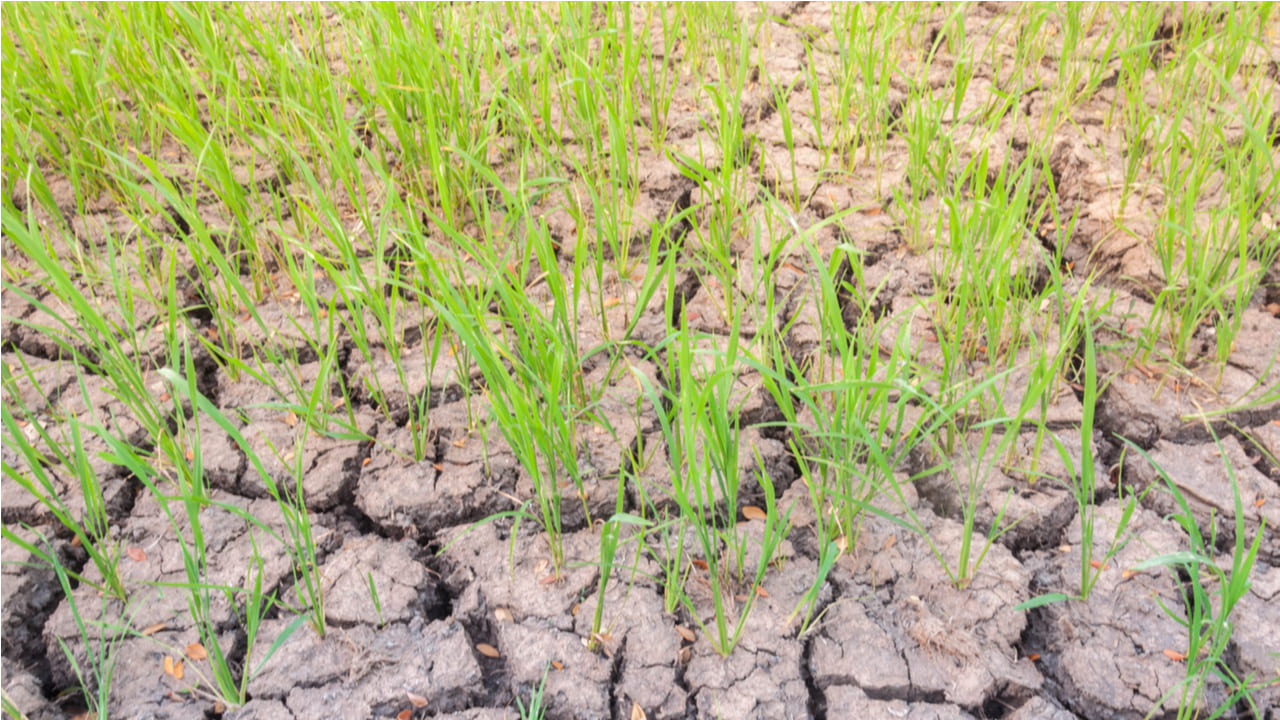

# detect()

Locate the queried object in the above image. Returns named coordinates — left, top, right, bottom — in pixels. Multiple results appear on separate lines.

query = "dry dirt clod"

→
left=903, top=595, right=978, bottom=661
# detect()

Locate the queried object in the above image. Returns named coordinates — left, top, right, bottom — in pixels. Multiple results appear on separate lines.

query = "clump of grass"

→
left=1125, top=429, right=1269, bottom=717
left=636, top=311, right=789, bottom=656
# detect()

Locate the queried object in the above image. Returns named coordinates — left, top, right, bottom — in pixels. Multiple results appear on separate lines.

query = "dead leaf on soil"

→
left=140, top=622, right=167, bottom=636
left=755, top=585, right=769, bottom=598
left=534, top=558, right=549, bottom=575
left=1058, top=544, right=1072, bottom=553
left=742, top=505, right=766, bottom=521
left=675, top=625, right=696, bottom=643
left=690, top=558, right=708, bottom=571
left=397, top=710, right=412, bottom=720
left=407, top=691, right=428, bottom=708
left=185, top=643, right=207, bottom=660
left=631, top=702, right=648, bottom=720
left=539, top=574, right=558, bottom=585
left=494, top=607, right=514, bottom=623
left=127, top=546, right=147, bottom=562
left=1164, top=649, right=1187, bottom=662
left=174, top=660, right=184, bottom=680
left=163, top=656, right=174, bottom=676
left=551, top=660, right=564, bottom=670
left=476, top=643, right=500, bottom=658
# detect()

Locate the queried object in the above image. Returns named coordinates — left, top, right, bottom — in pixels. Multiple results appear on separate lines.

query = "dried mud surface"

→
left=4, top=4, right=1280, bottom=720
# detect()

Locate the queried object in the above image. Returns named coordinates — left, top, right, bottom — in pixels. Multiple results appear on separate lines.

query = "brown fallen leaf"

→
left=127, top=546, right=147, bottom=563
left=432, top=463, right=444, bottom=472
left=675, top=625, right=696, bottom=643
left=755, top=585, right=769, bottom=598
left=1089, top=560, right=1107, bottom=570
left=284, top=411, right=298, bottom=427
left=494, top=608, right=514, bottom=623
left=551, top=660, right=564, bottom=670
left=185, top=643, right=207, bottom=660
left=1164, top=649, right=1187, bottom=662
left=742, top=506, right=766, bottom=521
left=164, top=656, right=175, bottom=676
left=184, top=448, right=194, bottom=461
left=140, top=622, right=167, bottom=636
left=397, top=710, right=412, bottom=720
left=476, top=643, right=500, bottom=658
left=213, top=701, right=226, bottom=714
left=407, top=691, right=428, bottom=708
left=690, top=558, right=708, bottom=571
left=1058, top=544, right=1072, bottom=553
left=677, top=646, right=691, bottom=664
left=539, top=574, right=558, bottom=585
left=631, top=702, right=647, bottom=720
left=173, top=659, right=184, bottom=680
left=1028, top=653, right=1041, bottom=662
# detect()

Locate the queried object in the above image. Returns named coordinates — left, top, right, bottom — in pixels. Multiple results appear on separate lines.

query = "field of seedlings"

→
left=3, top=3, right=1279, bottom=719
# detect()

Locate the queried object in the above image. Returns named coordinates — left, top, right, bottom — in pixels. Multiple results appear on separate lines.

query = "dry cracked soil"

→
left=3, top=3, right=1280, bottom=720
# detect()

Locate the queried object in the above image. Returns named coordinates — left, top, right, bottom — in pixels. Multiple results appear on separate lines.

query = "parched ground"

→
left=3, top=3, right=1279, bottom=720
